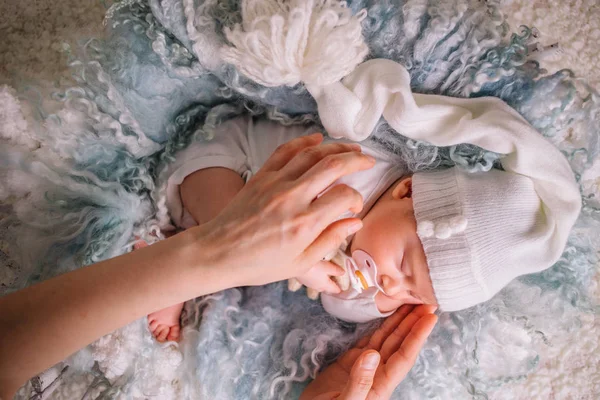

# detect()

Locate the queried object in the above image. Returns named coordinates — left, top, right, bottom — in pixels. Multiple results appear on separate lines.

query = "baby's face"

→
left=350, top=177, right=437, bottom=313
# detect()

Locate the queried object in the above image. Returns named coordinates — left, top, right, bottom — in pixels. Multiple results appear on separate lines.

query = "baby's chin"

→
left=374, top=291, right=408, bottom=313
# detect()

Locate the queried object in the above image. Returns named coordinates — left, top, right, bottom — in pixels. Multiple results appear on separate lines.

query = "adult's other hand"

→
left=301, top=305, right=438, bottom=400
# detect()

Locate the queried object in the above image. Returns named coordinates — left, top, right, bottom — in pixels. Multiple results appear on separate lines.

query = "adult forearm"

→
left=0, top=135, right=373, bottom=398
left=0, top=227, right=223, bottom=398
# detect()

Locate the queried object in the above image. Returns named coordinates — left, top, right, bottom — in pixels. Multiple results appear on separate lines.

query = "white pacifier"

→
left=344, top=250, right=386, bottom=294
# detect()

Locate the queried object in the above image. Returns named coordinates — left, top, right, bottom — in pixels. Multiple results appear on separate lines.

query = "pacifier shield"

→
left=351, top=249, right=386, bottom=293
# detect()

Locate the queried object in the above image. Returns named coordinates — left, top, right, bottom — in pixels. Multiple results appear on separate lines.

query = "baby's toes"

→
left=154, top=325, right=170, bottom=342
left=167, top=326, right=181, bottom=342
left=149, top=319, right=159, bottom=332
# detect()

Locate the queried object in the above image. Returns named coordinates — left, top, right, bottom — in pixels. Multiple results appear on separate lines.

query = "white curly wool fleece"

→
left=221, top=2, right=582, bottom=311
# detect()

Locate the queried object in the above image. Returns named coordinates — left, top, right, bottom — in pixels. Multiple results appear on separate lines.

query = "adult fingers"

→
left=378, top=305, right=437, bottom=362
left=310, top=184, right=365, bottom=225
left=301, top=218, right=363, bottom=267
left=384, top=314, right=438, bottom=386
left=362, top=305, right=415, bottom=351
left=298, top=152, right=375, bottom=201
left=338, top=350, right=380, bottom=400
left=311, top=392, right=342, bottom=400
left=259, top=133, right=324, bottom=173
left=354, top=335, right=371, bottom=349
left=279, top=142, right=362, bottom=180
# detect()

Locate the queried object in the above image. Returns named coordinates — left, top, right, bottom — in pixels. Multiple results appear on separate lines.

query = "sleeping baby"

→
left=138, top=1, right=582, bottom=342
left=149, top=115, right=428, bottom=340
left=148, top=87, right=581, bottom=341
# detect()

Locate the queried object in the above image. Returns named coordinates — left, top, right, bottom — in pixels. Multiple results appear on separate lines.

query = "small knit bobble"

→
left=435, top=222, right=452, bottom=239
left=449, top=215, right=468, bottom=232
left=221, top=0, right=368, bottom=88
left=417, top=216, right=468, bottom=240
left=417, top=220, right=435, bottom=238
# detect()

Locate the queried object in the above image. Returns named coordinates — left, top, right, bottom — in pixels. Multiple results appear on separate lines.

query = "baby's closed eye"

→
left=399, top=258, right=412, bottom=277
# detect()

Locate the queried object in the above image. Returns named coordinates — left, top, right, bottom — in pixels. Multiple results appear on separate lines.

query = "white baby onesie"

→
left=164, top=115, right=405, bottom=322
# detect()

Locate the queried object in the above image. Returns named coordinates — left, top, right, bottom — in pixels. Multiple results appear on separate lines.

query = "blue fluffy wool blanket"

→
left=1, top=0, right=599, bottom=398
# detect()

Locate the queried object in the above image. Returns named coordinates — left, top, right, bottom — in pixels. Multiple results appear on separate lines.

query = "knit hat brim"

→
left=413, top=168, right=488, bottom=311
left=413, top=166, right=551, bottom=312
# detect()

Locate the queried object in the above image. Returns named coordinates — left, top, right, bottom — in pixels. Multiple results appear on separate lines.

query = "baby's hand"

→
left=296, top=261, right=345, bottom=295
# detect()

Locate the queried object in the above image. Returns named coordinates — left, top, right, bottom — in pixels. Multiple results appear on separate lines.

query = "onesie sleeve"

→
left=164, top=115, right=252, bottom=228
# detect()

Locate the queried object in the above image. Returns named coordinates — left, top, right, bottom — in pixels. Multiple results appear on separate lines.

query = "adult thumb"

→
left=338, top=350, right=380, bottom=400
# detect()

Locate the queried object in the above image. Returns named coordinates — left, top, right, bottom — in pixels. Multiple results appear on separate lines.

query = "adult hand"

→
left=300, top=305, right=438, bottom=400
left=0, top=133, right=376, bottom=397
left=192, top=133, right=375, bottom=287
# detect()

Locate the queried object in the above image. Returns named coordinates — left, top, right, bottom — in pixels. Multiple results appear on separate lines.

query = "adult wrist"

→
left=180, top=225, right=247, bottom=294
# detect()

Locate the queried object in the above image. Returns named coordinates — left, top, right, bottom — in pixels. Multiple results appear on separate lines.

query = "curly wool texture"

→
left=221, top=0, right=369, bottom=88
left=2, top=0, right=599, bottom=399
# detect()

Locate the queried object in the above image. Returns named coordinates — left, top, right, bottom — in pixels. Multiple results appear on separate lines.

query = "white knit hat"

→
left=221, top=3, right=581, bottom=312
left=412, top=167, right=548, bottom=311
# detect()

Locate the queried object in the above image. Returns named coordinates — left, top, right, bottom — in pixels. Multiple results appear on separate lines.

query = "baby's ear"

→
left=391, top=177, right=412, bottom=199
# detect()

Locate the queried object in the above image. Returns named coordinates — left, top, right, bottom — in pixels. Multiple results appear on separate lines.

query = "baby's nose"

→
left=380, top=275, right=405, bottom=296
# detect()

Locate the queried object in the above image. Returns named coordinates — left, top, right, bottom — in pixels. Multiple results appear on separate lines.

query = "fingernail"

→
left=350, top=144, right=362, bottom=151
left=347, top=221, right=363, bottom=235
left=362, top=352, right=380, bottom=370
left=366, top=154, right=376, bottom=163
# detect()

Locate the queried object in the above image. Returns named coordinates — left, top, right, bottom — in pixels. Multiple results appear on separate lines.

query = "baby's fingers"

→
left=297, top=261, right=344, bottom=294
left=301, top=218, right=363, bottom=267
left=320, top=278, right=343, bottom=295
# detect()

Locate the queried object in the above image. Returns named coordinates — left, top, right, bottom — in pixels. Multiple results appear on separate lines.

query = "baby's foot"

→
left=148, top=302, right=184, bottom=342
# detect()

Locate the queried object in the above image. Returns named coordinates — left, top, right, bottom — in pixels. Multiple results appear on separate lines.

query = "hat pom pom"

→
left=221, top=0, right=368, bottom=88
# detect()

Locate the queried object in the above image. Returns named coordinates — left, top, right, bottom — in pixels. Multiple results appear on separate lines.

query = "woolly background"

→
left=1, top=0, right=599, bottom=399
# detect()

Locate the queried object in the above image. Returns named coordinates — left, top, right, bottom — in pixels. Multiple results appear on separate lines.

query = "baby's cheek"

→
left=374, top=291, right=405, bottom=313
left=349, top=224, right=372, bottom=253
